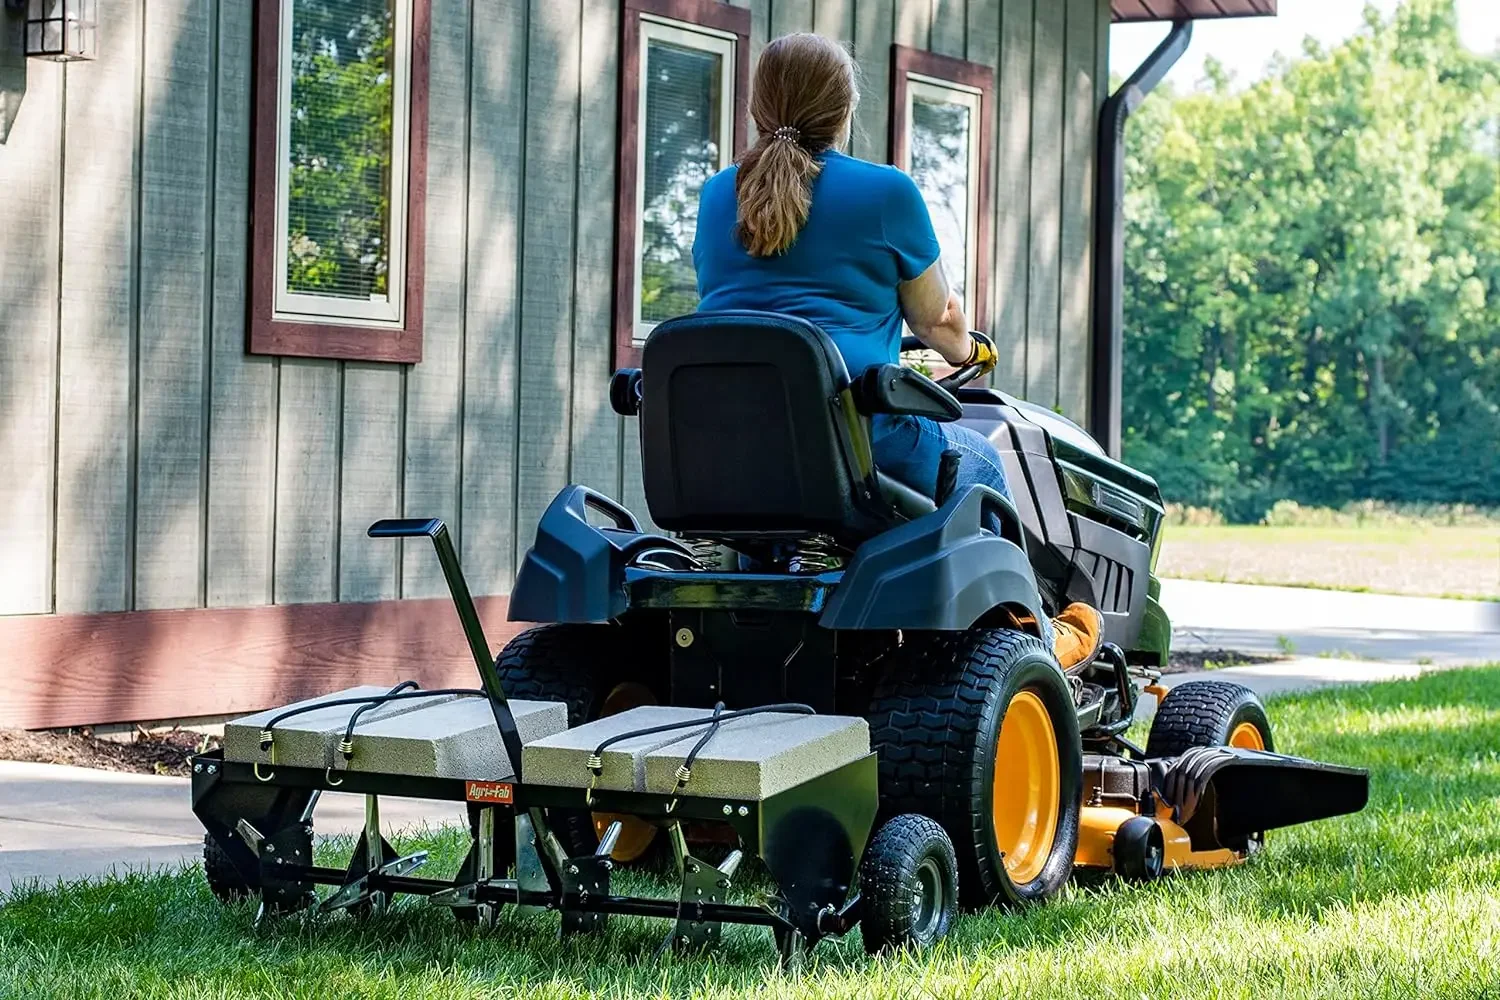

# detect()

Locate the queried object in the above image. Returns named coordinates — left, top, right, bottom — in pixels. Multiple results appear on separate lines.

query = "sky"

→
left=1110, top=0, right=1500, bottom=90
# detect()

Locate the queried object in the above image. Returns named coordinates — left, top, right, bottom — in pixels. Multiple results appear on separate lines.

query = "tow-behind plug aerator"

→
left=192, top=312, right=1368, bottom=960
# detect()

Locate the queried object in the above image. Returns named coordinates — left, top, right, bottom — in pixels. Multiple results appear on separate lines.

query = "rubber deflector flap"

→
left=1157, top=746, right=1369, bottom=844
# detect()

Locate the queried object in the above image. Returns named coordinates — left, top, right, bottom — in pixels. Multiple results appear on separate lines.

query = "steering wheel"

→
left=899, top=334, right=989, bottom=393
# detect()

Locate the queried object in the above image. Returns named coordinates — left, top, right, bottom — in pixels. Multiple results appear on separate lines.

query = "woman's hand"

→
left=964, top=329, right=998, bottom=374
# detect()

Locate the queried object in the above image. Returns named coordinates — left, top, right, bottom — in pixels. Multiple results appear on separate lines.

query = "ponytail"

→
left=734, top=34, right=857, bottom=258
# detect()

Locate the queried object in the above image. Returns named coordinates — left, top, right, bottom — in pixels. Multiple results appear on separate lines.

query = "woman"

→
left=691, top=32, right=1101, bottom=669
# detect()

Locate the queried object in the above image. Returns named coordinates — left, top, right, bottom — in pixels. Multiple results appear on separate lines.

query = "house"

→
left=0, top=0, right=1273, bottom=730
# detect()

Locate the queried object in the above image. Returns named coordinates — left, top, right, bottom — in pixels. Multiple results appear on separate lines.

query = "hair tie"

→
left=771, top=125, right=802, bottom=145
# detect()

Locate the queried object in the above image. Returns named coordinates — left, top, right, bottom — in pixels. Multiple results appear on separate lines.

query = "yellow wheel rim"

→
left=1229, top=721, right=1266, bottom=751
left=991, top=689, right=1061, bottom=885
left=592, top=683, right=659, bottom=863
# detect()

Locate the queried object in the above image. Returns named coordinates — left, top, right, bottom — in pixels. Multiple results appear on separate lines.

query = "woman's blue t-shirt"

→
left=691, top=150, right=941, bottom=376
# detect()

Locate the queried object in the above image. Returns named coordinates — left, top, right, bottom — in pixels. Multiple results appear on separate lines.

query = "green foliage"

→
left=285, top=0, right=395, bottom=300
left=639, top=44, right=723, bottom=324
left=1122, top=0, right=1500, bottom=521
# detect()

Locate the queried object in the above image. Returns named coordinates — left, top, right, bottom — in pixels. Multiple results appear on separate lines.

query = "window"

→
left=890, top=45, right=994, bottom=330
left=615, top=0, right=751, bottom=366
left=249, top=0, right=430, bottom=362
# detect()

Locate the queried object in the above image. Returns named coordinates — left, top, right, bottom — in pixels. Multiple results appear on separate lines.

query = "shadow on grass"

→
left=2, top=667, right=1498, bottom=997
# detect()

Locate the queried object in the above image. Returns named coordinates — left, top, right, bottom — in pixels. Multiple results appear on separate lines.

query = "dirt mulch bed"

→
left=1165, top=648, right=1282, bottom=674
left=0, top=727, right=221, bottom=777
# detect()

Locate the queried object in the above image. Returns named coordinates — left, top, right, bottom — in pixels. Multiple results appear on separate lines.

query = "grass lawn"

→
left=4, top=667, right=1500, bottom=999
left=1158, top=523, right=1500, bottom=601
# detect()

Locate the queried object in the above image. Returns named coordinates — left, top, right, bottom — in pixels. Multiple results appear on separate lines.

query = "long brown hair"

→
left=735, top=33, right=857, bottom=257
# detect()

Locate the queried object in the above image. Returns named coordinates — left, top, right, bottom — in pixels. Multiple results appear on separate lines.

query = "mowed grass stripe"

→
left=3, top=666, right=1499, bottom=999
left=1158, top=523, right=1500, bottom=601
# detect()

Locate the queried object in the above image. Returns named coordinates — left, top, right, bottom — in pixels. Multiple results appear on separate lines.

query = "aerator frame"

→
left=190, top=518, right=891, bottom=963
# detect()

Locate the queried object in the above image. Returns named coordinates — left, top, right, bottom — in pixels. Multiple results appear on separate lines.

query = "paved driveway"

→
left=1163, top=578, right=1498, bottom=665
left=0, top=760, right=463, bottom=895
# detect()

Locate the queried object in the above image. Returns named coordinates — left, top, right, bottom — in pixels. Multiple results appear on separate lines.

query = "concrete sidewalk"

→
left=1160, top=578, right=1500, bottom=634
left=0, top=760, right=464, bottom=894
left=1163, top=578, right=1499, bottom=666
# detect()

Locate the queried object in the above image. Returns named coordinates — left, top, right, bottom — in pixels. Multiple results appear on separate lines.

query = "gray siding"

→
left=0, top=0, right=1105, bottom=617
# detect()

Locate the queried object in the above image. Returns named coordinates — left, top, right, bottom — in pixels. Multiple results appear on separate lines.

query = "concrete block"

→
left=522, top=706, right=869, bottom=800
left=643, top=713, right=868, bottom=800
left=343, top=698, right=567, bottom=780
left=523, top=707, right=714, bottom=793
left=223, top=686, right=463, bottom=765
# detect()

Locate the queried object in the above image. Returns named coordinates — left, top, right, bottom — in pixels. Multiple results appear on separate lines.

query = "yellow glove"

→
left=964, top=331, right=998, bottom=374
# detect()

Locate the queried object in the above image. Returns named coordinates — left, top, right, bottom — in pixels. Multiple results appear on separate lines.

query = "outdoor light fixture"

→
left=20, top=0, right=97, bottom=62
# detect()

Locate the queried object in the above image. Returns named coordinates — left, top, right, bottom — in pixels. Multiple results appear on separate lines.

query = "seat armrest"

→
left=853, top=364, right=963, bottom=422
left=610, top=368, right=642, bottom=416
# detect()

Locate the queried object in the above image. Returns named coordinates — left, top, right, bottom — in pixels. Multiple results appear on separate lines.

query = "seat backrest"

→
left=639, top=311, right=881, bottom=539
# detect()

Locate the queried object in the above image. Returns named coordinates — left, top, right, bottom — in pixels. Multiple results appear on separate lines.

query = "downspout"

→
left=1089, top=19, right=1193, bottom=458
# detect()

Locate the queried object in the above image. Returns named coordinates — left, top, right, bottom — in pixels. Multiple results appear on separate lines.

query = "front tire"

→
left=1146, top=681, right=1274, bottom=758
left=867, top=629, right=1083, bottom=907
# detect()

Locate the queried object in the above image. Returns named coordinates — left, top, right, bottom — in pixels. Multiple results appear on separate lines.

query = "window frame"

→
left=248, top=0, right=431, bottom=363
left=614, top=0, right=751, bottom=368
left=889, top=44, right=994, bottom=332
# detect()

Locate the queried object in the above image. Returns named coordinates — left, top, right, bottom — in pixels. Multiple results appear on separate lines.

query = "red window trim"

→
left=888, top=43, right=995, bottom=332
left=613, top=0, right=752, bottom=370
left=247, top=0, right=430, bottom=364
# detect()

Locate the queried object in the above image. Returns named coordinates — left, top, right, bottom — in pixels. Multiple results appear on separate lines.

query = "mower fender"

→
left=510, top=485, right=651, bottom=623
left=1134, top=592, right=1171, bottom=665
left=820, top=484, right=1049, bottom=635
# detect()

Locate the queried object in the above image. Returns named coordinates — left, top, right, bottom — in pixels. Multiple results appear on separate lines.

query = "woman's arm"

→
left=898, top=260, right=975, bottom=366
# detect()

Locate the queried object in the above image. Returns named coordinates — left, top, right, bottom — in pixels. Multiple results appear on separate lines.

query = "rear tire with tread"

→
left=493, top=621, right=667, bottom=857
left=867, top=629, right=1083, bottom=908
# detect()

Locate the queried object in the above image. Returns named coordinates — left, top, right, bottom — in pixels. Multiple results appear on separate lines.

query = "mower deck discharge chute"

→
left=192, top=312, right=1367, bottom=959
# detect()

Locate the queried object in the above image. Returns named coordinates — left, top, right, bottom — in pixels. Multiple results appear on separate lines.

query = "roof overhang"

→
left=1111, top=0, right=1276, bottom=22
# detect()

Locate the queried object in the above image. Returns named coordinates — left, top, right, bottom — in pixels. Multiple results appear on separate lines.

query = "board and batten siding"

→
left=0, top=0, right=1106, bottom=626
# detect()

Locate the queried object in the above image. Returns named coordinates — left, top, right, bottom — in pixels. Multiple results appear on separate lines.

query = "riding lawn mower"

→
left=191, top=311, right=1368, bottom=961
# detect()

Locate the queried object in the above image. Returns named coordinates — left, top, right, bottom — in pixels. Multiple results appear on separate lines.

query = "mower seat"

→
left=638, top=311, right=913, bottom=544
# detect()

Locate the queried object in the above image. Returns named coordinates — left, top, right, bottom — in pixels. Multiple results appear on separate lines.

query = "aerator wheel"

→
left=867, top=629, right=1083, bottom=908
left=204, top=826, right=315, bottom=914
left=494, top=620, right=668, bottom=860
left=1146, top=681, right=1275, bottom=759
left=858, top=814, right=958, bottom=954
left=203, top=833, right=254, bottom=903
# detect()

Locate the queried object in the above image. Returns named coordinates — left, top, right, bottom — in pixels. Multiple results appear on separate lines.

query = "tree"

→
left=1122, top=0, right=1500, bottom=518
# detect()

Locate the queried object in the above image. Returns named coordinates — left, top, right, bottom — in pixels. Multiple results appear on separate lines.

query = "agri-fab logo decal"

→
left=465, top=780, right=514, bottom=804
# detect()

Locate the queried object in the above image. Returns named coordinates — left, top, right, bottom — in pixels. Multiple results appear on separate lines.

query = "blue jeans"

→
left=871, top=414, right=1012, bottom=533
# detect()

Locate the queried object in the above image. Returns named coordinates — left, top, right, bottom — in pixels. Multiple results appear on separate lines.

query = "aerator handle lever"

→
left=367, top=517, right=525, bottom=781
